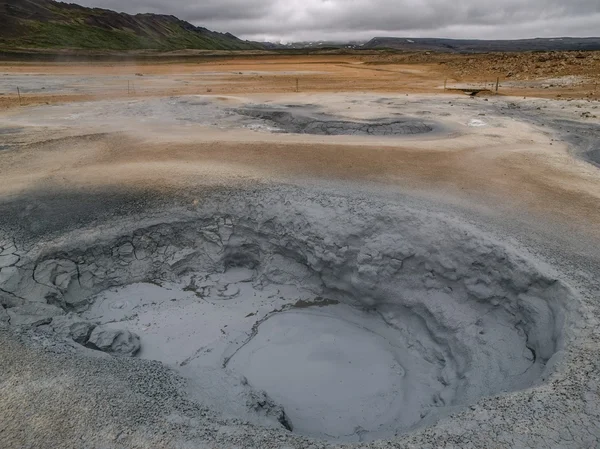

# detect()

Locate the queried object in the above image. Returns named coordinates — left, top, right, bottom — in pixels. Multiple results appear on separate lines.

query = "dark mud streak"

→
left=547, top=119, right=600, bottom=168
left=235, top=107, right=435, bottom=136
left=0, top=188, right=166, bottom=240
left=222, top=297, right=339, bottom=369
left=0, top=127, right=24, bottom=135
left=488, top=102, right=600, bottom=169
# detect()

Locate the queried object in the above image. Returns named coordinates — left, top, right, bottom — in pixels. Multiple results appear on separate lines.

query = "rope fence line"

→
left=3, top=74, right=600, bottom=106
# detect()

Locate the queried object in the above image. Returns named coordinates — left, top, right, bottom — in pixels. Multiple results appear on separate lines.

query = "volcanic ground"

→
left=1, top=61, right=600, bottom=449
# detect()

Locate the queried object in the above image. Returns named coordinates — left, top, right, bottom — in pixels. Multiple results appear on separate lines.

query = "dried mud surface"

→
left=1, top=65, right=599, bottom=448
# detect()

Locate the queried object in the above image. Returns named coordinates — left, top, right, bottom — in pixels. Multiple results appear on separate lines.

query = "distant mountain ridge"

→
left=363, top=37, right=600, bottom=53
left=2, top=0, right=599, bottom=54
left=0, top=0, right=263, bottom=51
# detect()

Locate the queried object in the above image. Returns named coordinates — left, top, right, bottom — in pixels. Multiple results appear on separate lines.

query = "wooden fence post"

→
left=17, top=87, right=22, bottom=106
left=495, top=77, right=500, bottom=93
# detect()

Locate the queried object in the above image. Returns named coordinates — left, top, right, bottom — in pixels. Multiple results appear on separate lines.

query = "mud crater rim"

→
left=0, top=195, right=572, bottom=442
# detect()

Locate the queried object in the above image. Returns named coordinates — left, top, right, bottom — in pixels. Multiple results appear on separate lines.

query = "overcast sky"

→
left=73, top=0, right=600, bottom=43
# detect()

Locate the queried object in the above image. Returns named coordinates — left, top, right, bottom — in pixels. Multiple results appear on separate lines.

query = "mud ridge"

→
left=0, top=189, right=575, bottom=441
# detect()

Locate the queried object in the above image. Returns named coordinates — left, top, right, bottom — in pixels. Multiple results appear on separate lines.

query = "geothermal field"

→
left=1, top=54, right=600, bottom=448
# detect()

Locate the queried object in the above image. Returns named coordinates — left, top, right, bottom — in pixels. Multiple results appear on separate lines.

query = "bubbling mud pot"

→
left=0, top=188, right=574, bottom=442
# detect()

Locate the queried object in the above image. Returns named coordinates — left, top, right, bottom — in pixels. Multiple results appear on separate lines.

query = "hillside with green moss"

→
left=0, top=0, right=262, bottom=51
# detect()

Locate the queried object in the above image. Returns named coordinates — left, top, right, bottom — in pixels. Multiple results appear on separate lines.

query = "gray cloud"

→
left=71, top=0, right=600, bottom=42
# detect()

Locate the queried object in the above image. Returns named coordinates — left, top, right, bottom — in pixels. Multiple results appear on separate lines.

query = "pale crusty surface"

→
left=1, top=59, right=600, bottom=449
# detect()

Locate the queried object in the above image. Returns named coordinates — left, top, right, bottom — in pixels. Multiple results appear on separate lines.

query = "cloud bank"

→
left=72, top=0, right=600, bottom=42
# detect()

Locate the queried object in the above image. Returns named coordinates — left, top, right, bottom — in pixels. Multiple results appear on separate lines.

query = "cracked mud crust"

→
left=1, top=184, right=597, bottom=447
left=0, top=86, right=599, bottom=448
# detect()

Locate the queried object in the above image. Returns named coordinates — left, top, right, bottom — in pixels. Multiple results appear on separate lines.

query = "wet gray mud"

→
left=0, top=187, right=576, bottom=442
left=457, top=98, right=600, bottom=168
left=553, top=119, right=600, bottom=167
left=236, top=105, right=435, bottom=136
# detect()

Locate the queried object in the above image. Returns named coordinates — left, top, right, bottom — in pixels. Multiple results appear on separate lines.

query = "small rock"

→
left=88, top=325, right=140, bottom=357
left=247, top=389, right=293, bottom=431
left=51, top=315, right=96, bottom=344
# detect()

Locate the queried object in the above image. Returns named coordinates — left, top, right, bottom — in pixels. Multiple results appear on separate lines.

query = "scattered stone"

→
left=51, top=314, right=96, bottom=344
left=87, top=325, right=140, bottom=357
left=247, top=389, right=293, bottom=432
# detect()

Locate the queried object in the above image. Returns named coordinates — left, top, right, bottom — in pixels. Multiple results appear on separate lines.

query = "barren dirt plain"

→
left=1, top=52, right=600, bottom=448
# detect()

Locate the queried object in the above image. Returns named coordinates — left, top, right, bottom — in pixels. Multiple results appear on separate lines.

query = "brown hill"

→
left=0, top=0, right=262, bottom=51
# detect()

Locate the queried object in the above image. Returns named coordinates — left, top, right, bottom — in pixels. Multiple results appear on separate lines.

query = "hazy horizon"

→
left=69, top=0, right=600, bottom=43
